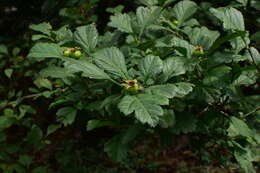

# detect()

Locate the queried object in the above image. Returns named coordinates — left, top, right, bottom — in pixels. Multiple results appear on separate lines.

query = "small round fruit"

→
left=172, top=20, right=178, bottom=25
left=133, top=83, right=139, bottom=91
left=127, top=84, right=139, bottom=93
left=63, top=50, right=71, bottom=57
left=127, top=87, right=137, bottom=93
left=192, top=50, right=204, bottom=56
left=73, top=50, right=82, bottom=58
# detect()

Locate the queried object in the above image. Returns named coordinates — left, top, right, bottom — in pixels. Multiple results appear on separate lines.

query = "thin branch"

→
left=197, top=105, right=210, bottom=116
left=0, top=88, right=67, bottom=112
left=21, top=93, right=42, bottom=100
left=197, top=102, right=230, bottom=118
left=243, top=106, right=260, bottom=118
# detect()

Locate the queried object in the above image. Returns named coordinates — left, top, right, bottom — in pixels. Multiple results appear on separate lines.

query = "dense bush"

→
left=1, top=0, right=260, bottom=172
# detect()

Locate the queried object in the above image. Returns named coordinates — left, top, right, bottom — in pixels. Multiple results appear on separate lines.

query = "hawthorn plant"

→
left=28, top=0, right=259, bottom=172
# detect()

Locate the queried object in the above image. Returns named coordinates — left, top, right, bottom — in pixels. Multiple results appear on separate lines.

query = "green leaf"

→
left=191, top=85, right=221, bottom=103
left=18, top=155, right=32, bottom=167
left=0, top=44, right=8, bottom=55
left=145, top=84, right=178, bottom=98
left=18, top=105, right=36, bottom=120
left=155, top=35, right=174, bottom=48
left=203, top=65, right=232, bottom=88
left=174, top=82, right=194, bottom=97
left=29, top=22, right=52, bottom=36
left=104, top=135, right=128, bottom=162
left=251, top=31, right=260, bottom=42
left=86, top=120, right=114, bottom=131
left=34, top=78, right=52, bottom=90
left=118, top=94, right=168, bottom=127
left=139, top=55, right=163, bottom=83
left=108, top=13, right=133, bottom=33
left=186, top=26, right=220, bottom=50
left=64, top=58, right=112, bottom=80
left=106, top=5, right=124, bottom=14
left=74, top=24, right=98, bottom=54
left=230, top=36, right=250, bottom=54
left=26, top=125, right=43, bottom=146
left=56, top=107, right=77, bottom=126
left=32, top=34, right=50, bottom=41
left=104, top=125, right=142, bottom=162
left=249, top=47, right=260, bottom=64
left=162, top=56, right=186, bottom=81
left=12, top=47, right=20, bottom=56
left=145, top=82, right=194, bottom=99
left=163, top=0, right=178, bottom=7
left=172, top=0, right=198, bottom=26
left=171, top=37, right=193, bottom=57
left=136, top=6, right=162, bottom=36
left=159, top=109, right=175, bottom=128
left=210, top=7, right=245, bottom=31
left=208, top=51, right=247, bottom=68
left=100, top=94, right=122, bottom=111
left=46, top=124, right=61, bottom=136
left=53, top=25, right=73, bottom=44
left=235, top=0, right=248, bottom=7
left=138, top=0, right=158, bottom=6
left=94, top=47, right=128, bottom=79
left=0, top=115, right=15, bottom=131
left=4, top=69, right=13, bottom=78
left=170, top=112, right=197, bottom=134
left=234, top=147, right=256, bottom=173
left=28, top=43, right=63, bottom=58
left=121, top=124, right=142, bottom=144
left=183, top=18, right=199, bottom=26
left=251, top=0, right=260, bottom=10
left=40, top=65, right=74, bottom=78
left=228, top=117, right=253, bottom=138
left=233, top=67, right=258, bottom=86
left=208, top=31, right=246, bottom=54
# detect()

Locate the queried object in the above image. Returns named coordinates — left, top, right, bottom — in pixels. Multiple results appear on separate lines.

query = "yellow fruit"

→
left=63, top=50, right=71, bottom=57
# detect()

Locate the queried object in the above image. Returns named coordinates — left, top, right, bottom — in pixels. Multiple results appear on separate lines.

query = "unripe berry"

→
left=63, top=50, right=71, bottom=57
left=73, top=50, right=82, bottom=58
left=172, top=20, right=179, bottom=25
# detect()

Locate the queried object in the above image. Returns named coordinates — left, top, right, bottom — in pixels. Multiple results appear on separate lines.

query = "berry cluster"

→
left=63, top=47, right=82, bottom=58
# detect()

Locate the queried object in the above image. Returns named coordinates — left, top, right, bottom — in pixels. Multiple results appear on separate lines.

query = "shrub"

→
left=1, top=0, right=260, bottom=172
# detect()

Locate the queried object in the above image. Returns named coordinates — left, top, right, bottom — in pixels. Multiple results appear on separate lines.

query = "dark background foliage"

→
left=0, top=0, right=259, bottom=173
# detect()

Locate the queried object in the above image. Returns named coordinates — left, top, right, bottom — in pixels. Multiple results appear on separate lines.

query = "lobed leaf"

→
left=136, top=6, right=162, bottom=36
left=56, top=107, right=77, bottom=126
left=28, top=43, right=63, bottom=58
left=118, top=94, right=168, bottom=127
left=94, top=47, right=128, bottom=79
left=210, top=7, right=245, bottom=31
left=139, top=55, right=163, bottom=83
left=172, top=0, right=198, bottom=26
left=74, top=24, right=98, bottom=54
left=108, top=13, right=133, bottom=33
left=29, top=22, right=52, bottom=36
left=185, top=26, right=220, bottom=50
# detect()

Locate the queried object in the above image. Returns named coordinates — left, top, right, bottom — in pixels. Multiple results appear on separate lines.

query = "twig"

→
left=20, top=88, right=67, bottom=100
left=243, top=106, right=260, bottom=118
left=0, top=88, right=67, bottom=112
left=21, top=93, right=42, bottom=100
left=197, top=103, right=230, bottom=118
left=197, top=105, right=210, bottom=116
